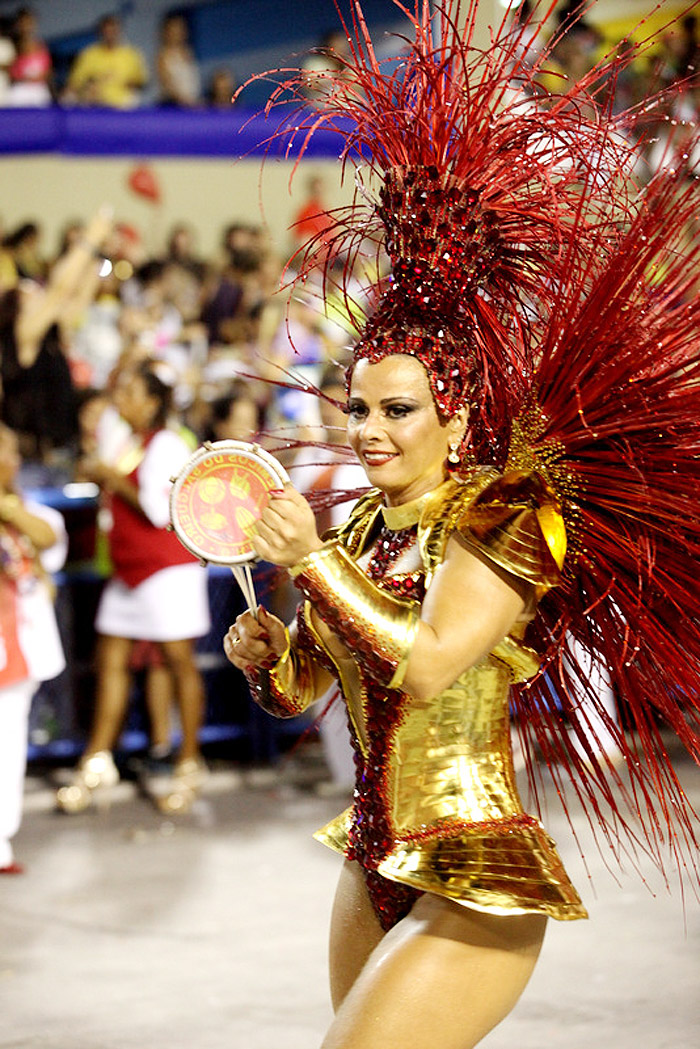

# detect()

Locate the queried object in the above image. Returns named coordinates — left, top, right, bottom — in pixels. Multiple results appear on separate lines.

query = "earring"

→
left=448, top=443, right=461, bottom=465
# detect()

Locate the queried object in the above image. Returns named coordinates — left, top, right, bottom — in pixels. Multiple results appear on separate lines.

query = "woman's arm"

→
left=0, top=494, right=59, bottom=551
left=400, top=534, right=525, bottom=700
left=81, top=430, right=188, bottom=520
left=224, top=606, right=335, bottom=717
left=78, top=458, right=142, bottom=512
left=15, top=208, right=113, bottom=367
left=252, top=485, right=527, bottom=700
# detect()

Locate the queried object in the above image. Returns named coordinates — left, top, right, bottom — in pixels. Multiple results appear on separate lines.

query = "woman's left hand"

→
left=252, top=484, right=323, bottom=568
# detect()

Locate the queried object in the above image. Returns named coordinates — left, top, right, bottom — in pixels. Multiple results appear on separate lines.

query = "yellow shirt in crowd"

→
left=68, top=44, right=148, bottom=109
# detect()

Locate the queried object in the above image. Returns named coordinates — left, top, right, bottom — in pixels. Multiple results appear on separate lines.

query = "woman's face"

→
left=347, top=354, right=465, bottom=506
left=116, top=373, right=160, bottom=433
left=0, top=429, right=20, bottom=489
left=78, top=395, right=109, bottom=451
left=163, top=16, right=187, bottom=46
left=214, top=398, right=259, bottom=442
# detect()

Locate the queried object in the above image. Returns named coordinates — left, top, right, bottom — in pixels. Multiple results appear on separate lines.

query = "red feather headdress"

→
left=248, top=0, right=646, bottom=457
left=242, top=0, right=700, bottom=889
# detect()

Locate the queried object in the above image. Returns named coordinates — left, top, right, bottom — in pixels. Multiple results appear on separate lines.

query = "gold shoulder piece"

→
left=457, top=470, right=565, bottom=591
left=535, top=501, right=567, bottom=571
left=417, top=469, right=500, bottom=582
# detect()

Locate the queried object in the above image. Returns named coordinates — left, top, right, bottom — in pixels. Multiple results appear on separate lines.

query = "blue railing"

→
left=0, top=104, right=350, bottom=158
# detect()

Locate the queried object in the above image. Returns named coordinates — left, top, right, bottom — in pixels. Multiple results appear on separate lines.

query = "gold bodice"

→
left=310, top=471, right=587, bottom=920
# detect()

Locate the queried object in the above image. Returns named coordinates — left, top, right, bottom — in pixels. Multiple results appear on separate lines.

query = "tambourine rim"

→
left=169, top=440, right=289, bottom=565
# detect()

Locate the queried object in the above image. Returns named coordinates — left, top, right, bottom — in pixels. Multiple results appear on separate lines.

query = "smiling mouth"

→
left=362, top=451, right=398, bottom=466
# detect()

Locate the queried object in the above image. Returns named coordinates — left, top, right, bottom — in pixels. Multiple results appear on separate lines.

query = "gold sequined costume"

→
left=250, top=469, right=587, bottom=927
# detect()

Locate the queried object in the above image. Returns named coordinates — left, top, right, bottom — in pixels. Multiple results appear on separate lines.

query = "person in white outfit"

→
left=56, top=359, right=210, bottom=815
left=0, top=423, right=67, bottom=872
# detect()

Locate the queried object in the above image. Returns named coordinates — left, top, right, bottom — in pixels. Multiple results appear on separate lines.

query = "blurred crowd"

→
left=1, top=0, right=698, bottom=857
left=0, top=198, right=364, bottom=856
left=0, top=3, right=698, bottom=114
left=513, top=1, right=700, bottom=113
left=0, top=9, right=236, bottom=110
left=0, top=197, right=356, bottom=486
left=0, top=0, right=697, bottom=487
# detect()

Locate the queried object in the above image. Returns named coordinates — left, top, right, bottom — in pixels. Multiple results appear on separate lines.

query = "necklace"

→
left=366, top=524, right=416, bottom=580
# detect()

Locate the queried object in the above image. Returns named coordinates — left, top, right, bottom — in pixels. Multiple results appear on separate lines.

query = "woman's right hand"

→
left=223, top=606, right=288, bottom=671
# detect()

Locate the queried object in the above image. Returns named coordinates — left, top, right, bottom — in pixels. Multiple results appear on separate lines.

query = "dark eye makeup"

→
left=347, top=399, right=418, bottom=420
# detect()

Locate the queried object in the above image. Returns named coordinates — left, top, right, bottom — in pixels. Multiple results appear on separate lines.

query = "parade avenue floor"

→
left=1, top=743, right=699, bottom=1049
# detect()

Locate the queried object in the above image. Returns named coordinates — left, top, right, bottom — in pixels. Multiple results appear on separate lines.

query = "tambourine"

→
left=169, top=440, right=290, bottom=613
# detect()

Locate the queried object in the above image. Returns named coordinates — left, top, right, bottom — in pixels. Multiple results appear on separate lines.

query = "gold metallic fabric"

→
left=311, top=469, right=587, bottom=921
left=246, top=633, right=319, bottom=719
left=458, top=470, right=565, bottom=593
left=290, top=544, right=420, bottom=689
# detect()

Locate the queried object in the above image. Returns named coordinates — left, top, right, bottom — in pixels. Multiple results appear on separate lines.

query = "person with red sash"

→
left=0, top=423, right=66, bottom=873
left=56, top=358, right=210, bottom=814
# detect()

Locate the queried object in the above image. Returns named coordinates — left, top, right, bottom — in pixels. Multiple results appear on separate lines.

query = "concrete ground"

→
left=1, top=745, right=699, bottom=1049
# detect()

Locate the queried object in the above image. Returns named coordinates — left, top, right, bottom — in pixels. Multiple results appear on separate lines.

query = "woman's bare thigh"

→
left=328, top=860, right=385, bottom=1011
left=323, top=886, right=547, bottom=1049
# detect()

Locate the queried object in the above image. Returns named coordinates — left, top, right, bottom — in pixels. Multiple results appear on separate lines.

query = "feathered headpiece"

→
left=252, top=0, right=645, bottom=457
left=244, top=1, right=700, bottom=890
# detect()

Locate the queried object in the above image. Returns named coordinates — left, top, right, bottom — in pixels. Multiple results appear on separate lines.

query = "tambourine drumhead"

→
left=169, top=440, right=289, bottom=565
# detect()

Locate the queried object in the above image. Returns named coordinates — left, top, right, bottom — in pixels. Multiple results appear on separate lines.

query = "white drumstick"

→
left=231, top=563, right=258, bottom=619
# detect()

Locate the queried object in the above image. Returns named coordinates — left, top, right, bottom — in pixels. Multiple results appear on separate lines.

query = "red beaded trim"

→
left=360, top=868, right=423, bottom=931
left=396, top=813, right=541, bottom=847
left=344, top=531, right=429, bottom=930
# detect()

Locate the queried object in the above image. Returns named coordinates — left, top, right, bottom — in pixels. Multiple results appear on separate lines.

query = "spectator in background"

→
left=2, top=221, right=45, bottom=282
left=162, top=223, right=206, bottom=326
left=7, top=6, right=52, bottom=107
left=165, top=222, right=205, bottom=281
left=0, top=18, right=16, bottom=106
left=290, top=173, right=332, bottom=256
left=301, top=29, right=352, bottom=103
left=54, top=219, right=85, bottom=259
left=201, top=224, right=263, bottom=347
left=206, top=67, right=236, bottom=107
left=156, top=12, right=202, bottom=107
left=0, top=423, right=67, bottom=873
left=56, top=359, right=209, bottom=816
left=68, top=257, right=124, bottom=390
left=202, top=380, right=266, bottom=444
left=0, top=207, right=113, bottom=465
left=120, top=259, right=185, bottom=361
left=545, top=1, right=603, bottom=93
left=74, top=382, right=189, bottom=785
left=65, top=13, right=148, bottom=109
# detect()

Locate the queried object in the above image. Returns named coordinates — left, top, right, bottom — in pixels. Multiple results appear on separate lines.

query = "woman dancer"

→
left=225, top=2, right=700, bottom=1045
left=0, top=423, right=66, bottom=873
left=226, top=347, right=583, bottom=1045
left=57, top=359, right=210, bottom=814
